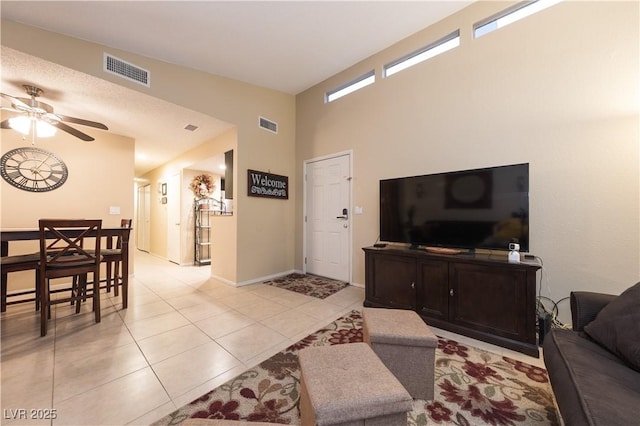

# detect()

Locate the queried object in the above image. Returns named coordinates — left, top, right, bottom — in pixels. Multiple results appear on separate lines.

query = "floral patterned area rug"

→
left=152, top=310, right=559, bottom=426
left=262, top=273, right=349, bottom=299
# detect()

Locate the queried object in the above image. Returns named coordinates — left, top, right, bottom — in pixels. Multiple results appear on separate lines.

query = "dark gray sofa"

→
left=543, top=289, right=640, bottom=426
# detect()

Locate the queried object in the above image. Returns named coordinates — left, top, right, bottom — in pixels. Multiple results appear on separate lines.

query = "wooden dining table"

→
left=1, top=227, right=131, bottom=312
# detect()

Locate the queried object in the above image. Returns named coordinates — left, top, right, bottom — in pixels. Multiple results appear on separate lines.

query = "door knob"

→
left=336, top=208, right=349, bottom=220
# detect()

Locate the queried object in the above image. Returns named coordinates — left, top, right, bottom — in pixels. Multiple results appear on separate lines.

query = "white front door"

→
left=305, top=153, right=351, bottom=282
left=166, top=173, right=181, bottom=264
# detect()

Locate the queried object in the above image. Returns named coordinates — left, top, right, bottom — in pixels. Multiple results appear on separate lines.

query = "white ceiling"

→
left=0, top=1, right=473, bottom=176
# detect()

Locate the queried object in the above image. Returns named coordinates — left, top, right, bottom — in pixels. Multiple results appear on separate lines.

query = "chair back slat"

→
left=45, top=229, right=91, bottom=261
left=116, top=219, right=133, bottom=249
left=104, top=219, right=132, bottom=250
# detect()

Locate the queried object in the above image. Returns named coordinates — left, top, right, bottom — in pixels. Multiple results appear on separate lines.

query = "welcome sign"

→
left=247, top=169, right=288, bottom=199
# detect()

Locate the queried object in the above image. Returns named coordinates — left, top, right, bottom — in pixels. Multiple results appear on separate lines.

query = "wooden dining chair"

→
left=38, top=219, right=102, bottom=336
left=103, top=219, right=132, bottom=298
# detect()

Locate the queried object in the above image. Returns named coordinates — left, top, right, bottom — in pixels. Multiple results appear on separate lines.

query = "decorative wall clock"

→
left=0, top=147, right=68, bottom=192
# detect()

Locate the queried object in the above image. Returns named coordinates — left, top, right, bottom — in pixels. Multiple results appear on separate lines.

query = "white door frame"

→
left=303, top=150, right=353, bottom=283
left=166, top=173, right=182, bottom=264
left=137, top=184, right=151, bottom=252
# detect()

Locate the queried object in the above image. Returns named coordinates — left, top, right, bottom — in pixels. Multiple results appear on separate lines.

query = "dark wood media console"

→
left=363, top=246, right=541, bottom=357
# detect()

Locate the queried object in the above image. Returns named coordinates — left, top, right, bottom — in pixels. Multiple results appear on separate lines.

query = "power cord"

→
left=533, top=255, right=570, bottom=329
left=536, top=296, right=570, bottom=329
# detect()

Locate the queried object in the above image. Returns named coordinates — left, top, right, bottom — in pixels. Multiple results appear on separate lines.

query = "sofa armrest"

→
left=570, top=291, right=617, bottom=331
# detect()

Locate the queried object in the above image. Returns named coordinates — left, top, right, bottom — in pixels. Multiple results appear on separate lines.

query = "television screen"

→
left=380, top=163, right=529, bottom=251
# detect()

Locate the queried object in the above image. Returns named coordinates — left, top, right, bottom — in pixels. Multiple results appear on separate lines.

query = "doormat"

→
left=263, top=273, right=349, bottom=299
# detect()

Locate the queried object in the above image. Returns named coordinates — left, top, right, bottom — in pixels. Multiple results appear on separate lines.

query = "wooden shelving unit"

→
left=194, top=199, right=212, bottom=266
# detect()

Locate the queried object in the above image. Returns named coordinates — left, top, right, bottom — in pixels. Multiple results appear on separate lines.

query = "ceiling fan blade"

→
left=56, top=114, right=108, bottom=130
left=0, top=106, right=21, bottom=114
left=0, top=92, right=30, bottom=110
left=50, top=121, right=95, bottom=141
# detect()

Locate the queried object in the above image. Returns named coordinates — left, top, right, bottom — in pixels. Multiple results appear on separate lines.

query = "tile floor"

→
left=1, top=250, right=544, bottom=425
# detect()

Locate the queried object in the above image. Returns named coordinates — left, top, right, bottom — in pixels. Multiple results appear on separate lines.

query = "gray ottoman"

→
left=298, top=342, right=412, bottom=426
left=363, top=307, right=437, bottom=400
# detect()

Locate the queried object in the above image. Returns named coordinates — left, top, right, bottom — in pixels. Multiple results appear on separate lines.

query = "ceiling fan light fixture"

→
left=8, top=115, right=57, bottom=138
left=8, top=116, right=31, bottom=135
left=2, top=85, right=104, bottom=142
left=36, top=120, right=57, bottom=138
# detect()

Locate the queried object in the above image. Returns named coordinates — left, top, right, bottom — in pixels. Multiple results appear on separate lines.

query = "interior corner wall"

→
left=2, top=20, right=297, bottom=285
left=295, top=1, right=640, bottom=324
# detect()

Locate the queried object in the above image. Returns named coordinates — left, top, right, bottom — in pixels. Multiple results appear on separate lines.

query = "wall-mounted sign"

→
left=248, top=169, right=288, bottom=199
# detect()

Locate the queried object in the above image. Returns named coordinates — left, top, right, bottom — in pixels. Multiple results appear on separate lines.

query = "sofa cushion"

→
left=543, top=329, right=640, bottom=426
left=584, top=281, right=640, bottom=371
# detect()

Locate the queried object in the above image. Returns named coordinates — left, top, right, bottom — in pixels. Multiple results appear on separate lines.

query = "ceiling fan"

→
left=0, top=84, right=108, bottom=142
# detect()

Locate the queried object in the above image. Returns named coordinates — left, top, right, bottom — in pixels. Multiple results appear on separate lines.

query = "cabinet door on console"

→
left=416, top=259, right=449, bottom=320
left=449, top=263, right=528, bottom=341
left=367, top=253, right=416, bottom=309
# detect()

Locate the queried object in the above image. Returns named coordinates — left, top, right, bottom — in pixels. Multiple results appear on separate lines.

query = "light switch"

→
left=355, top=206, right=363, bottom=214
left=109, top=206, right=121, bottom=215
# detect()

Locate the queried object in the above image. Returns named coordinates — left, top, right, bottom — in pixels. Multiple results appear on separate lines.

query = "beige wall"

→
left=2, top=20, right=297, bottom=285
left=1, top=128, right=134, bottom=227
left=1, top=122, right=135, bottom=289
left=295, top=1, right=639, bottom=323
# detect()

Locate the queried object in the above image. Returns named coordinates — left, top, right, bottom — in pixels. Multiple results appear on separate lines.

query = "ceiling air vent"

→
left=184, top=124, right=199, bottom=132
left=259, top=116, right=278, bottom=134
left=104, top=53, right=150, bottom=87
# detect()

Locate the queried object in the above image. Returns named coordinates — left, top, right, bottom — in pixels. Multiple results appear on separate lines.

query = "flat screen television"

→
left=380, top=163, right=529, bottom=252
